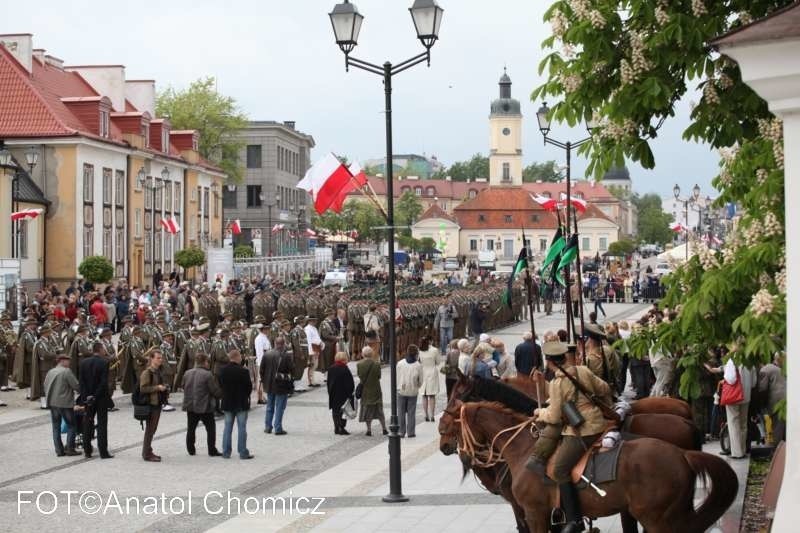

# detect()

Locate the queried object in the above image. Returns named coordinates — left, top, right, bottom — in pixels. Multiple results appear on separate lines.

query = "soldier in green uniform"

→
left=319, top=308, right=338, bottom=374
left=117, top=315, right=134, bottom=385
left=121, top=326, right=148, bottom=394
left=13, top=317, right=38, bottom=395
left=175, top=317, right=192, bottom=361
left=583, top=323, right=619, bottom=389
left=99, top=327, right=119, bottom=397
left=174, top=322, right=210, bottom=389
left=289, top=316, right=309, bottom=391
left=30, top=323, right=58, bottom=408
left=210, top=328, right=234, bottom=377
left=160, top=331, right=178, bottom=411
left=0, top=312, right=16, bottom=392
left=68, top=324, right=94, bottom=380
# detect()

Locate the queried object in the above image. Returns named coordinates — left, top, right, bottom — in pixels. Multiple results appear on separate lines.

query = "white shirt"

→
left=305, top=324, right=323, bottom=350
left=397, top=359, right=422, bottom=396
left=458, top=352, right=471, bottom=374
left=254, top=333, right=271, bottom=365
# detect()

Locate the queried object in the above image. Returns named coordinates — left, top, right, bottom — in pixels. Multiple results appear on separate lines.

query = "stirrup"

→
left=550, top=507, right=566, bottom=527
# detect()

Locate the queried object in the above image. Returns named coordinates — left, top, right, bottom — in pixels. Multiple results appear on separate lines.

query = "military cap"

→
left=162, top=330, right=176, bottom=339
left=294, top=315, right=307, bottom=325
left=121, top=315, right=133, bottom=323
left=542, top=341, right=568, bottom=358
left=38, top=324, right=53, bottom=335
left=305, top=315, right=318, bottom=322
left=253, top=315, right=267, bottom=324
left=273, top=311, right=284, bottom=319
left=218, top=328, right=230, bottom=335
left=56, top=353, right=71, bottom=361
left=0, top=312, right=11, bottom=321
left=584, top=323, right=607, bottom=341
left=133, top=325, right=145, bottom=334
left=280, top=319, right=291, bottom=328
left=179, top=316, right=192, bottom=325
left=223, top=311, right=233, bottom=317
left=100, top=327, right=113, bottom=337
left=77, top=324, right=91, bottom=333
left=24, top=317, right=39, bottom=326
left=236, top=320, right=248, bottom=328
left=196, top=322, right=210, bottom=333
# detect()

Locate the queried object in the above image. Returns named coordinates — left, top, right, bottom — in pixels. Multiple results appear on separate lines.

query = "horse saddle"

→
left=546, top=430, right=624, bottom=487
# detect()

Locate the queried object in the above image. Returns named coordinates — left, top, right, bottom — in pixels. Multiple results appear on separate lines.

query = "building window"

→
left=486, top=239, right=494, bottom=251
left=134, top=208, right=142, bottom=238
left=468, top=189, right=477, bottom=199
left=246, top=145, right=262, bottom=168
left=144, top=183, right=152, bottom=209
left=542, top=192, right=551, bottom=198
left=100, top=110, right=109, bottom=138
left=83, top=227, right=93, bottom=258
left=161, top=127, right=169, bottom=153
left=115, top=229, right=124, bottom=262
left=165, top=233, right=172, bottom=260
left=247, top=185, right=262, bottom=207
left=574, top=192, right=583, bottom=199
left=213, top=190, right=219, bottom=218
left=469, top=239, right=477, bottom=251
left=163, top=182, right=172, bottom=212
left=223, top=188, right=237, bottom=208
left=154, top=180, right=163, bottom=211
left=141, top=123, right=150, bottom=147
left=114, top=170, right=125, bottom=206
left=173, top=216, right=182, bottom=253
left=144, top=233, right=151, bottom=262
left=174, top=182, right=181, bottom=212
left=531, top=214, right=539, bottom=222
left=502, top=162, right=510, bottom=181
left=539, top=238, right=547, bottom=251
left=278, top=147, right=283, bottom=171
left=504, top=215, right=512, bottom=223
left=478, top=214, right=485, bottom=222
left=203, top=189, right=209, bottom=215
left=192, top=136, right=198, bottom=151
left=582, top=237, right=590, bottom=251
left=414, top=187, right=422, bottom=196
left=401, top=186, right=410, bottom=194
left=17, top=220, right=27, bottom=258
left=103, top=229, right=112, bottom=259
left=83, top=164, right=94, bottom=203
left=154, top=232, right=162, bottom=261
left=426, top=186, right=435, bottom=196
left=102, top=168, right=112, bottom=205
left=599, top=237, right=608, bottom=252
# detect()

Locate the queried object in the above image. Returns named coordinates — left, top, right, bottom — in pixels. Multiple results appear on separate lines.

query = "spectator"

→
left=254, top=324, right=271, bottom=404
left=78, top=341, right=113, bottom=459
left=442, top=339, right=461, bottom=399
left=593, top=284, right=607, bottom=318
left=260, top=336, right=294, bottom=436
left=44, top=353, right=80, bottom=457
left=758, top=352, right=786, bottom=444
left=468, top=302, right=488, bottom=340
left=327, top=351, right=355, bottom=435
left=182, top=353, right=222, bottom=457
left=433, top=299, right=458, bottom=354
left=219, top=350, right=254, bottom=459
left=357, top=346, right=387, bottom=436
left=494, top=340, right=517, bottom=379
left=514, top=332, right=542, bottom=377
left=722, top=359, right=757, bottom=459
left=89, top=296, right=107, bottom=327
left=396, top=344, right=422, bottom=438
left=457, top=339, right=472, bottom=375
left=417, top=336, right=442, bottom=422
left=139, top=349, right=168, bottom=462
left=466, top=342, right=493, bottom=380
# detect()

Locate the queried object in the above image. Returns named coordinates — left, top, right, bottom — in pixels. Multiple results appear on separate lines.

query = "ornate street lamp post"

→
left=328, top=0, right=444, bottom=503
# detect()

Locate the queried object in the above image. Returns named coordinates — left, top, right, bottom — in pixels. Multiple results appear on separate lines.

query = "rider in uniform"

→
left=583, top=323, right=619, bottom=389
left=529, top=340, right=612, bottom=533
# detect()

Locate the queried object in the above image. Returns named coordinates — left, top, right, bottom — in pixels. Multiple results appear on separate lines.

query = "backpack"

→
left=131, top=376, right=152, bottom=427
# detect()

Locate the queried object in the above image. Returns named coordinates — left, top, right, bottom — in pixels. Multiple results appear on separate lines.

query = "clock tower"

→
left=489, top=68, right=523, bottom=186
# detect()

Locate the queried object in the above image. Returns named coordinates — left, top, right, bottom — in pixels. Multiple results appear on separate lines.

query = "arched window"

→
left=468, top=189, right=478, bottom=199
left=426, top=186, right=436, bottom=196
left=414, top=186, right=422, bottom=196
left=542, top=192, right=552, bottom=198
left=401, top=186, right=411, bottom=194
left=574, top=192, right=583, bottom=199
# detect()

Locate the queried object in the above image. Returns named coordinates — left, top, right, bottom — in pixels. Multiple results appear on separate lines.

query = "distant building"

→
left=227, top=121, right=314, bottom=255
left=363, top=153, right=444, bottom=179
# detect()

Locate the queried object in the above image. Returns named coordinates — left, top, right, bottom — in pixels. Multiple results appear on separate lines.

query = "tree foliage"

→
left=535, top=0, right=789, bottom=396
left=522, top=160, right=561, bottom=182
left=395, top=191, right=424, bottom=237
left=175, top=246, right=206, bottom=269
left=312, top=201, right=385, bottom=244
left=439, top=154, right=490, bottom=182
left=156, top=77, right=249, bottom=182
left=233, top=244, right=255, bottom=259
left=608, top=238, right=636, bottom=256
left=633, top=193, right=673, bottom=245
left=78, top=256, right=114, bottom=284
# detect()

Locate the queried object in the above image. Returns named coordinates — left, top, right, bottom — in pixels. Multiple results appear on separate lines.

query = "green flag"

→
left=540, top=227, right=566, bottom=274
left=556, top=234, right=579, bottom=271
left=502, top=247, right=528, bottom=309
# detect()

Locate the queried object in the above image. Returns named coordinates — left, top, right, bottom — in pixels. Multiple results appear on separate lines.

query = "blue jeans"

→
left=50, top=407, right=76, bottom=455
left=265, top=393, right=288, bottom=432
left=222, top=410, right=250, bottom=458
left=439, top=326, right=453, bottom=353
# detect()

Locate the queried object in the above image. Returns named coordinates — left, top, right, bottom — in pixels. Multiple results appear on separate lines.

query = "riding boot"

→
left=525, top=455, right=546, bottom=476
left=558, top=482, right=585, bottom=533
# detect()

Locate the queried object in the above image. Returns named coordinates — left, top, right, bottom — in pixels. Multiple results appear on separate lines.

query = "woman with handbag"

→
left=721, top=358, right=757, bottom=458
left=356, top=346, right=387, bottom=436
left=326, top=351, right=355, bottom=435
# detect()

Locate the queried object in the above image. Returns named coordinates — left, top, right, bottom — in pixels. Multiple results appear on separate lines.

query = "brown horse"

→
left=456, top=402, right=737, bottom=533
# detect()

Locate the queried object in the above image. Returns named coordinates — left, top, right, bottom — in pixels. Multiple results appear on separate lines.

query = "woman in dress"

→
left=356, top=346, right=387, bottom=436
left=327, top=351, right=355, bottom=435
left=417, top=336, right=442, bottom=421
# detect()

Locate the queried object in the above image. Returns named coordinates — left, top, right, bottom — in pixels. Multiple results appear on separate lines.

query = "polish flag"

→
left=167, top=216, right=180, bottom=234
left=298, top=152, right=358, bottom=214
left=531, top=194, right=558, bottom=211
left=305, top=228, right=317, bottom=237
left=559, top=193, right=587, bottom=213
left=10, top=208, right=44, bottom=221
left=230, top=219, right=242, bottom=235
left=669, top=222, right=685, bottom=233
left=331, top=160, right=369, bottom=212
left=271, top=223, right=285, bottom=233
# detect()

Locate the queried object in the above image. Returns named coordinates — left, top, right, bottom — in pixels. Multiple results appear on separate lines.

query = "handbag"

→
left=355, top=360, right=377, bottom=400
left=343, top=397, right=357, bottom=419
left=720, top=369, right=744, bottom=406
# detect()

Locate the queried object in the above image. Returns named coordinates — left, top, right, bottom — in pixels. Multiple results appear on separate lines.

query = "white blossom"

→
left=691, top=0, right=708, bottom=17
left=703, top=83, right=720, bottom=105
left=550, top=9, right=568, bottom=38
left=776, top=269, right=787, bottom=294
left=750, top=288, right=775, bottom=317
left=655, top=6, right=669, bottom=26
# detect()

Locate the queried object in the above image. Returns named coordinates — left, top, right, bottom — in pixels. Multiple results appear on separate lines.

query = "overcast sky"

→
left=8, top=0, right=720, bottom=198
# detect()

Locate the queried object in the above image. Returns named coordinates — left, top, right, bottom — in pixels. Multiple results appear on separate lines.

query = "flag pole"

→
left=357, top=177, right=388, bottom=220
left=522, top=227, right=537, bottom=341
left=572, top=205, right=586, bottom=342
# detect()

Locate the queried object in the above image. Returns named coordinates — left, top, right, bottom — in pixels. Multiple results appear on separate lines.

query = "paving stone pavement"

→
left=0, top=303, right=746, bottom=532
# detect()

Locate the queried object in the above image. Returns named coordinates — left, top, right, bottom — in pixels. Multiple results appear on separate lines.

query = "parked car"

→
left=654, top=262, right=672, bottom=276
left=444, top=257, right=460, bottom=271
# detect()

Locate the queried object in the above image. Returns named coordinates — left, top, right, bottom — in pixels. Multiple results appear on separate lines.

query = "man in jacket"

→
left=434, top=300, right=458, bottom=354
left=182, top=353, right=222, bottom=456
left=468, top=302, right=488, bottom=341
left=514, top=332, right=542, bottom=376
left=218, top=350, right=254, bottom=459
left=260, top=336, right=295, bottom=435
left=78, top=341, right=113, bottom=459
left=304, top=317, right=323, bottom=387
left=44, top=353, right=80, bottom=456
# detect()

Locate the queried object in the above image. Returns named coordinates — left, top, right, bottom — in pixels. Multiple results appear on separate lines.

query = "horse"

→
left=456, top=401, right=737, bottom=533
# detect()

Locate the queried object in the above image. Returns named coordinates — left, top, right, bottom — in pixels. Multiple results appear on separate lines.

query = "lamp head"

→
left=672, top=184, right=680, bottom=200
left=409, top=0, right=444, bottom=50
left=329, top=0, right=364, bottom=55
left=537, top=102, right=551, bottom=137
left=25, top=146, right=39, bottom=170
left=0, top=146, right=15, bottom=169
left=161, top=166, right=170, bottom=181
left=692, top=183, right=701, bottom=201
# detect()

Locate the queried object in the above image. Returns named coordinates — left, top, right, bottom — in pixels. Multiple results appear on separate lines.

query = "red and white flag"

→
left=532, top=194, right=558, bottom=211
left=701, top=233, right=722, bottom=246
left=669, top=222, right=685, bottom=233
left=298, top=152, right=365, bottom=214
left=10, top=208, right=43, bottom=221
left=305, top=228, right=317, bottom=237
left=230, top=219, right=242, bottom=235
left=271, top=223, right=285, bottom=234
left=559, top=193, right=587, bottom=213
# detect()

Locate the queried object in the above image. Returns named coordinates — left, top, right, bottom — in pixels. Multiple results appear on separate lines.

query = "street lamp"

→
left=262, top=192, right=281, bottom=257
left=140, top=168, right=168, bottom=281
left=536, top=101, right=597, bottom=342
left=673, top=183, right=702, bottom=261
left=328, top=0, right=443, bottom=503
left=0, top=142, right=23, bottom=321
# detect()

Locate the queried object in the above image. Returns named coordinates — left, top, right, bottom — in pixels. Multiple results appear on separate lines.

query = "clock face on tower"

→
left=502, top=127, right=511, bottom=136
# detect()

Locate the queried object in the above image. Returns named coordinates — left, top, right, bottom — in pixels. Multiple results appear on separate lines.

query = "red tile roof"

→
left=522, top=181, right=617, bottom=202
left=418, top=203, right=457, bottom=223
left=453, top=188, right=560, bottom=230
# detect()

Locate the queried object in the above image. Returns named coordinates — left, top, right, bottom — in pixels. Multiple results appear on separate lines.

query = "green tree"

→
left=78, top=256, right=114, bottom=284
left=175, top=246, right=206, bottom=281
left=233, top=244, right=255, bottom=259
left=607, top=238, right=636, bottom=256
left=395, top=191, right=424, bottom=237
left=535, top=0, right=788, bottom=398
left=156, top=77, right=248, bottom=182
left=446, top=154, right=490, bottom=182
left=312, top=200, right=386, bottom=244
left=633, top=193, right=673, bottom=245
left=522, top=160, right=561, bottom=182
left=418, top=237, right=437, bottom=251
left=606, top=184, right=630, bottom=201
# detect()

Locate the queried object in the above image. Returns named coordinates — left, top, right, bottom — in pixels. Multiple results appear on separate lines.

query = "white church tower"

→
left=489, top=68, right=523, bottom=186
